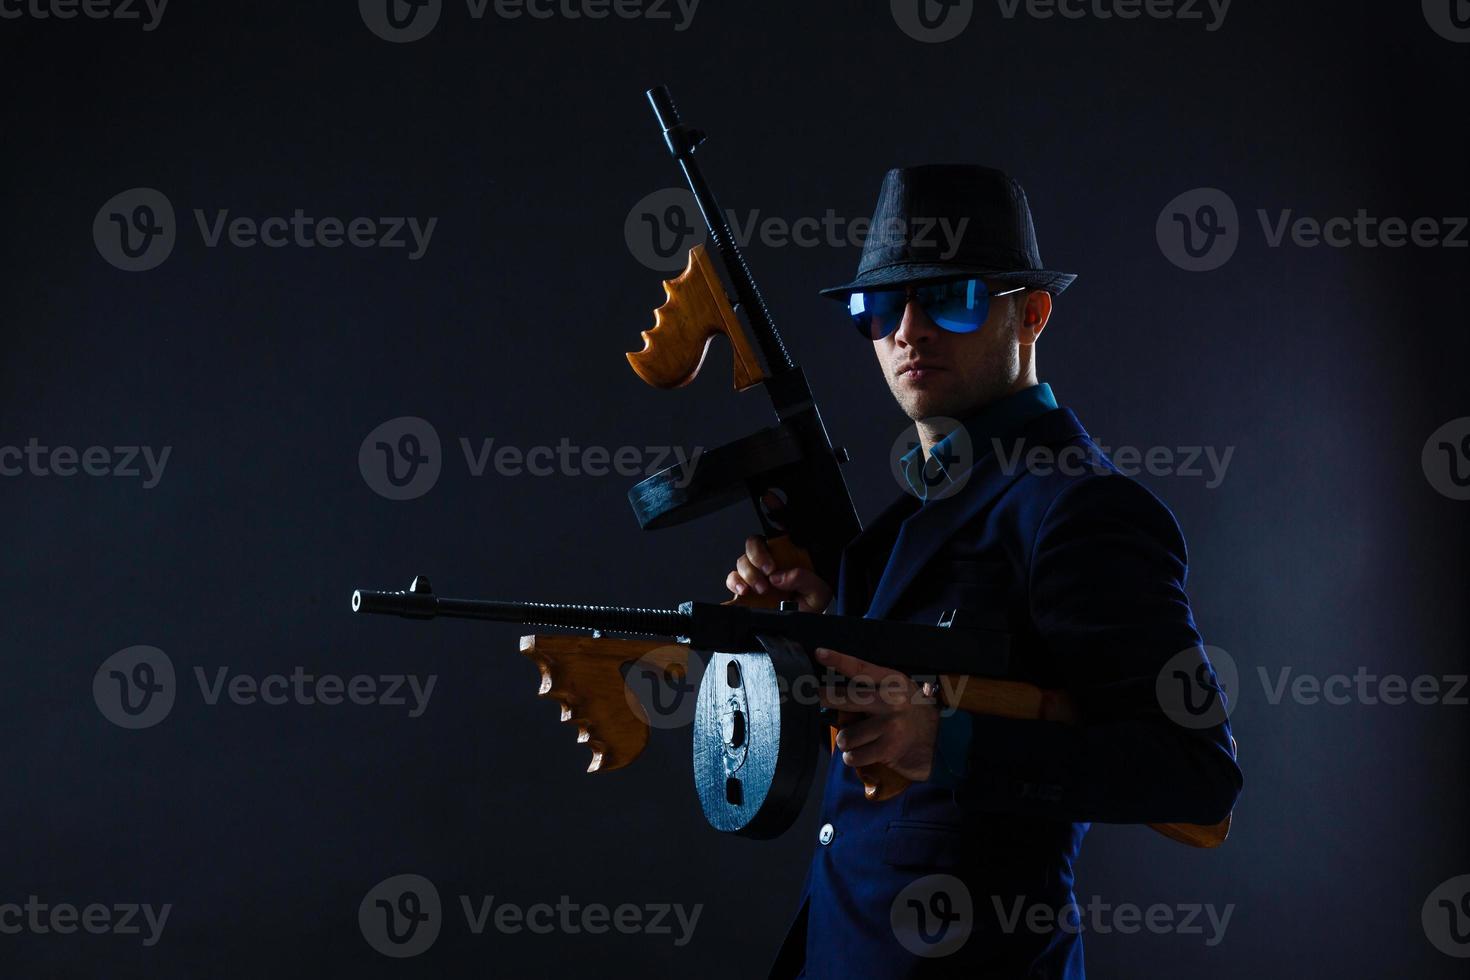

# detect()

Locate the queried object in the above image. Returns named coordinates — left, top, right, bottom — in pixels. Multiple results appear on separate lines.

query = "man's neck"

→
left=915, top=377, right=1042, bottom=456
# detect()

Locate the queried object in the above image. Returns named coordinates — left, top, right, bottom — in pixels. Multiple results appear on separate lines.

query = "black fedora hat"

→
left=820, top=165, right=1076, bottom=299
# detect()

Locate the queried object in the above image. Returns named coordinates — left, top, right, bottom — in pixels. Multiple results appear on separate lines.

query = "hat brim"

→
left=818, top=263, right=1076, bottom=299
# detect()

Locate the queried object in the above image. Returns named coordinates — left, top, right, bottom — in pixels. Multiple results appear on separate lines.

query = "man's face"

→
left=873, top=279, right=1025, bottom=421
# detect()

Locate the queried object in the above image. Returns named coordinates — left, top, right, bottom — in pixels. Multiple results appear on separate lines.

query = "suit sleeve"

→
left=946, top=473, right=1242, bottom=825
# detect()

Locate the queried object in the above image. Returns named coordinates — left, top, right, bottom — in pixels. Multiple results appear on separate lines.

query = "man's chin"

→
left=900, top=390, right=962, bottom=422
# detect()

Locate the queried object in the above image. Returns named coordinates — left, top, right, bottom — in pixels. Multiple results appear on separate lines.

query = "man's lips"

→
left=898, top=361, right=945, bottom=378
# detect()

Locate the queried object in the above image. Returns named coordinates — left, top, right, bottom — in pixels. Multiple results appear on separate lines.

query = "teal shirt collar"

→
left=898, top=382, right=1058, bottom=501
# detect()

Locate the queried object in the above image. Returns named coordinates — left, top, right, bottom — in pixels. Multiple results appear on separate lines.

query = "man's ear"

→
left=1017, top=289, right=1053, bottom=345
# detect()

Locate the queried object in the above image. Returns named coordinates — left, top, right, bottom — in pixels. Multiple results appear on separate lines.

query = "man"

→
left=727, top=166, right=1242, bottom=978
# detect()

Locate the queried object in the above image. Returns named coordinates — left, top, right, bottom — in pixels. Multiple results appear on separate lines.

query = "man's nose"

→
left=892, top=298, right=940, bottom=347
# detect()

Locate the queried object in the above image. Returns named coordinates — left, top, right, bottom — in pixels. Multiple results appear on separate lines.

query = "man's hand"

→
left=816, top=646, right=940, bottom=783
left=726, top=534, right=833, bottom=613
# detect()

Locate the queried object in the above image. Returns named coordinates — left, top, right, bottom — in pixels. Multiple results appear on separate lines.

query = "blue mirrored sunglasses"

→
left=847, top=279, right=1026, bottom=340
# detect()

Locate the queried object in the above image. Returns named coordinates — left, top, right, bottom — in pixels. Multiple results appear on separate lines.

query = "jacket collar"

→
left=897, top=382, right=1058, bottom=501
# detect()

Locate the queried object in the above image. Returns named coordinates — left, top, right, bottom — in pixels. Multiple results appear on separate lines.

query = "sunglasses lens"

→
left=922, top=279, right=989, bottom=333
left=848, top=290, right=908, bottom=340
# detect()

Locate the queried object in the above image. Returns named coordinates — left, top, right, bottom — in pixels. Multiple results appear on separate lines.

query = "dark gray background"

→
left=2, top=1, right=1466, bottom=976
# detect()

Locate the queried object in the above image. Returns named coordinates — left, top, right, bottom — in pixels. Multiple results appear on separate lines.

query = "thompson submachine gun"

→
left=351, top=577, right=1230, bottom=848
left=623, top=85, right=860, bottom=600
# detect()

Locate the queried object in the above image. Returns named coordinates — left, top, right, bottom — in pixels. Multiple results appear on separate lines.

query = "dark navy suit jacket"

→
left=771, top=405, right=1242, bottom=978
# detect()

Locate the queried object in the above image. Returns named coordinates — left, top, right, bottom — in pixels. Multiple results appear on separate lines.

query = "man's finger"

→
left=815, top=647, right=906, bottom=685
left=725, top=570, right=750, bottom=597
left=840, top=741, right=889, bottom=769
left=735, top=554, right=772, bottom=594
left=834, top=714, right=887, bottom=752
left=817, top=678, right=892, bottom=714
left=745, top=534, right=775, bottom=575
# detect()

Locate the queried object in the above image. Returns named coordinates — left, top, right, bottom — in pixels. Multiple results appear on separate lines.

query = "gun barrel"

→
left=355, top=581, right=1008, bottom=675
left=352, top=587, right=690, bottom=637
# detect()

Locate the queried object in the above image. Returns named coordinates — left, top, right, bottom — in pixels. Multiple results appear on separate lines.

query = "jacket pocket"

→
left=881, top=819, right=966, bottom=870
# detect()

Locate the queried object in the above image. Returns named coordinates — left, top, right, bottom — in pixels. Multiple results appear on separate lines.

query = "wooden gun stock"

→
left=626, top=244, right=767, bottom=392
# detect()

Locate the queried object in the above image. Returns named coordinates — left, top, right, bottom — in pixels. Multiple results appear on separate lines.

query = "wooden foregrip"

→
left=519, top=634, right=687, bottom=773
left=626, top=244, right=766, bottom=391
left=837, top=680, right=1233, bottom=849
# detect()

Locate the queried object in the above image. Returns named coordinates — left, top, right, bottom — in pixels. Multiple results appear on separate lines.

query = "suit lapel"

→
left=833, top=492, right=917, bottom=616
left=864, top=408, right=1088, bottom=621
